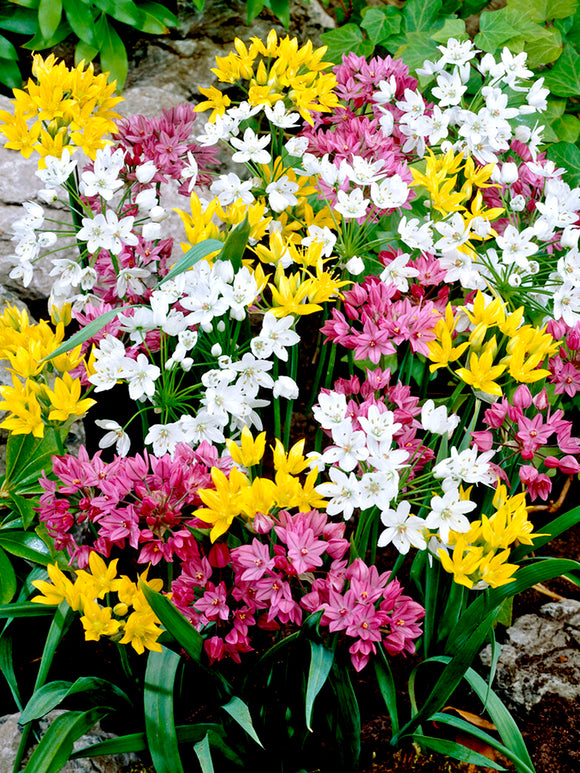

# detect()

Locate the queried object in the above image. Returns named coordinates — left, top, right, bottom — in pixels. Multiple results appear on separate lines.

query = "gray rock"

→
left=480, top=599, right=580, bottom=711
left=0, top=711, right=137, bottom=772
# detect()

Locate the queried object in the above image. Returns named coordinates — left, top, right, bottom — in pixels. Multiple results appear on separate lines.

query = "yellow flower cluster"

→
left=428, top=292, right=560, bottom=397
left=196, top=427, right=326, bottom=541
left=32, top=554, right=164, bottom=655
left=438, top=486, right=543, bottom=589
left=0, top=53, right=123, bottom=162
left=0, top=305, right=94, bottom=438
left=176, top=190, right=346, bottom=319
left=198, top=30, right=338, bottom=125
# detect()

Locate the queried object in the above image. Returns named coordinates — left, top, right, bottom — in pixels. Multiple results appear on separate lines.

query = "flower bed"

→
left=0, top=32, right=579, bottom=773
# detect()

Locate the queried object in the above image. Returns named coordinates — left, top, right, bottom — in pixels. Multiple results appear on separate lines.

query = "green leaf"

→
left=0, top=531, right=51, bottom=565
left=430, top=17, right=469, bottom=44
left=20, top=677, right=131, bottom=724
left=320, top=25, right=375, bottom=65
left=0, top=56, right=23, bottom=89
left=221, top=696, right=263, bottom=748
left=0, top=7, right=37, bottom=35
left=93, top=0, right=143, bottom=28
left=305, top=642, right=334, bottom=732
left=507, top=0, right=578, bottom=22
left=193, top=734, right=214, bottom=773
left=71, top=724, right=237, bottom=761
left=403, top=0, right=444, bottom=31
left=428, top=658, right=535, bottom=772
left=0, top=31, right=18, bottom=60
left=139, top=2, right=178, bottom=27
left=374, top=646, right=399, bottom=733
left=543, top=44, right=580, bottom=96
left=140, top=581, right=204, bottom=661
left=42, top=307, right=131, bottom=362
left=95, top=14, right=128, bottom=88
left=22, top=708, right=108, bottom=773
left=360, top=7, right=402, bottom=45
left=246, top=0, right=265, bottom=23
left=62, top=0, right=96, bottom=46
left=514, top=26, right=564, bottom=67
left=0, top=602, right=56, bottom=618
left=0, top=634, right=23, bottom=710
left=144, top=647, right=184, bottom=773
left=268, top=0, right=290, bottom=28
left=412, top=734, right=506, bottom=770
left=38, top=0, right=62, bottom=39
left=219, top=215, right=251, bottom=271
left=460, top=0, right=489, bottom=14
left=475, top=7, right=543, bottom=52
left=329, top=664, right=360, bottom=769
left=546, top=142, right=580, bottom=187
left=394, top=33, right=441, bottom=74
left=159, top=239, right=224, bottom=285
left=0, top=547, right=16, bottom=604
left=23, top=19, right=72, bottom=49
left=8, top=493, right=36, bottom=530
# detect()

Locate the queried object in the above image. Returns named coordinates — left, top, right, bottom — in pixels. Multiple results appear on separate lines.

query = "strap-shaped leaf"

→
left=144, top=647, right=184, bottom=773
left=412, top=734, right=506, bottom=770
left=221, top=696, right=263, bottom=748
left=158, top=239, right=223, bottom=285
left=42, top=306, right=131, bottom=362
left=305, top=641, right=333, bottom=732
left=374, top=645, right=399, bottom=734
left=0, top=547, right=16, bottom=604
left=22, top=708, right=108, bottom=773
left=0, top=602, right=55, bottom=619
left=140, top=581, right=203, bottom=661
left=193, top=733, right=214, bottom=773
left=20, top=676, right=131, bottom=724
left=0, top=532, right=51, bottom=565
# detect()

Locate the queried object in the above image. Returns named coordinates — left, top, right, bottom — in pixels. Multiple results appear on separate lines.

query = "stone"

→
left=0, top=711, right=137, bottom=773
left=480, top=599, right=580, bottom=711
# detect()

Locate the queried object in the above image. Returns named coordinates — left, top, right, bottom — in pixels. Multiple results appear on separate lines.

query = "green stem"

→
left=282, top=343, right=299, bottom=449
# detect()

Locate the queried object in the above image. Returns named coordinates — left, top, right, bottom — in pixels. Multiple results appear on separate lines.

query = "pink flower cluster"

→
left=112, top=103, right=217, bottom=192
left=471, top=384, right=580, bottom=500
left=321, top=269, right=446, bottom=363
left=170, top=508, right=423, bottom=671
left=547, top=318, right=580, bottom=399
left=37, top=442, right=229, bottom=567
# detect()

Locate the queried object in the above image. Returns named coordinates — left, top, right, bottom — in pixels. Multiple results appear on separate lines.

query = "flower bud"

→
left=208, top=542, right=230, bottom=568
left=136, top=161, right=157, bottom=184
left=533, top=388, right=549, bottom=411
left=513, top=384, right=532, bottom=409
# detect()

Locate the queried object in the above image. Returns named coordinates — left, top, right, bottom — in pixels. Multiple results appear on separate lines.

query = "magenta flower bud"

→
left=252, top=511, right=274, bottom=534
left=204, top=636, right=225, bottom=662
left=557, top=455, right=580, bottom=474
left=546, top=318, right=568, bottom=340
left=513, top=384, right=532, bottom=409
left=471, top=430, right=494, bottom=452
left=567, top=324, right=580, bottom=351
left=519, top=464, right=538, bottom=485
left=533, top=388, right=549, bottom=411
left=208, top=542, right=230, bottom=568
left=543, top=455, right=561, bottom=469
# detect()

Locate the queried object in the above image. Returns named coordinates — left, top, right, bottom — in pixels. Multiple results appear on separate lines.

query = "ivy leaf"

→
left=430, top=18, right=469, bottom=44
left=320, top=24, right=375, bottom=65
left=360, top=7, right=401, bottom=45
left=402, top=0, right=444, bottom=32
left=517, top=26, right=564, bottom=67
left=543, top=44, right=580, bottom=96
left=546, top=142, right=580, bottom=187
left=395, top=33, right=441, bottom=74
left=475, top=7, right=544, bottom=52
left=507, top=0, right=578, bottom=22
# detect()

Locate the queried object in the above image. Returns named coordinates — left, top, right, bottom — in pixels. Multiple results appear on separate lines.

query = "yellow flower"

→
left=455, top=349, right=507, bottom=396
left=272, top=438, right=310, bottom=475
left=438, top=538, right=484, bottom=589
left=427, top=305, right=468, bottom=372
left=226, top=426, right=267, bottom=468
left=32, top=563, right=77, bottom=608
left=0, top=377, right=45, bottom=437
left=47, top=372, right=96, bottom=423
left=119, top=609, right=163, bottom=654
left=239, top=476, right=278, bottom=520
left=81, top=600, right=121, bottom=642
left=195, top=85, right=232, bottom=120
left=269, top=269, right=322, bottom=317
left=76, top=553, right=120, bottom=599
left=476, top=549, right=518, bottom=588
left=195, top=466, right=251, bottom=541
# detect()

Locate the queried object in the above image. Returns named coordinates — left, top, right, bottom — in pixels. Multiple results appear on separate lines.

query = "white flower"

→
left=230, top=128, right=271, bottom=164
left=95, top=419, right=131, bottom=457
left=285, top=136, right=309, bottom=157
left=264, top=101, right=300, bottom=128
left=316, top=467, right=361, bottom=520
left=370, top=174, right=409, bottom=210
left=334, top=188, right=369, bottom=220
left=358, top=404, right=401, bottom=444
left=36, top=150, right=77, bottom=188
left=273, top=376, right=299, bottom=399
left=210, top=173, right=254, bottom=206
left=266, top=176, right=299, bottom=212
left=377, top=501, right=427, bottom=554
left=398, top=217, right=434, bottom=252
left=432, top=70, right=467, bottom=107
left=145, top=422, right=185, bottom=457
left=136, top=161, right=157, bottom=184
left=301, top=225, right=337, bottom=258
left=345, top=256, right=365, bottom=275
left=122, top=353, right=161, bottom=401
left=424, top=489, right=476, bottom=543
left=379, top=254, right=418, bottom=292
left=181, top=151, right=199, bottom=192
left=251, top=312, right=300, bottom=361
left=321, top=420, right=369, bottom=472
left=420, top=399, right=459, bottom=438
left=313, top=390, right=348, bottom=429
